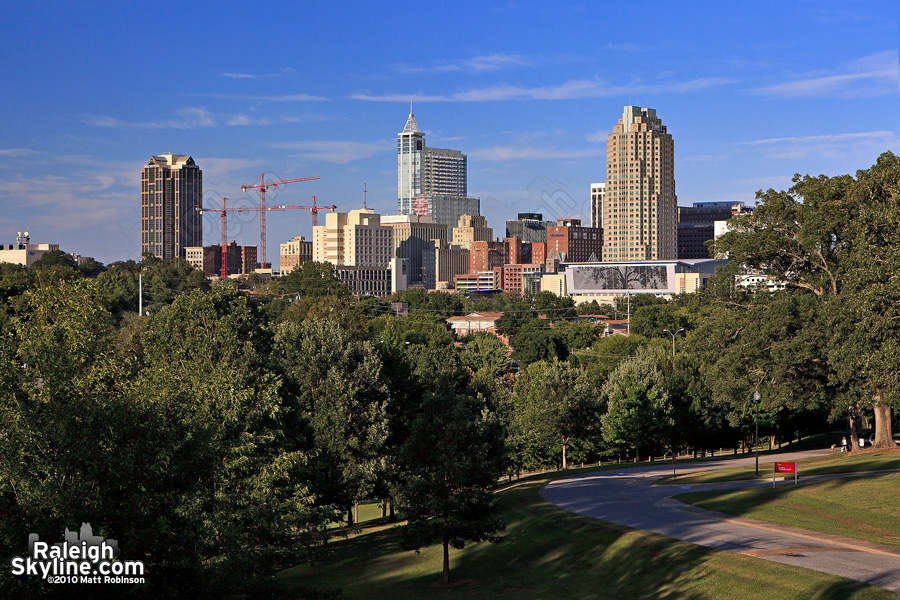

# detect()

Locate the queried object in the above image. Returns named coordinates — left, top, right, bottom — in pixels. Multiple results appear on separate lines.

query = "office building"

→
left=546, top=218, right=603, bottom=263
left=313, top=209, right=393, bottom=268
left=452, top=214, right=492, bottom=250
left=397, top=109, right=480, bottom=228
left=590, top=183, right=605, bottom=229
left=381, top=214, right=447, bottom=285
left=280, top=236, right=313, bottom=273
left=141, top=154, right=202, bottom=260
left=505, top=213, right=554, bottom=243
left=601, top=107, right=676, bottom=261
left=423, top=243, right=470, bottom=290
left=470, top=240, right=504, bottom=273
left=677, top=201, right=752, bottom=259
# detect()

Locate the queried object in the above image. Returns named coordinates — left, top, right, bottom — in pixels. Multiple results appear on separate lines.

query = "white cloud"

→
left=220, top=67, right=295, bottom=79
left=271, top=140, right=389, bottom=163
left=737, top=131, right=900, bottom=162
left=353, top=76, right=733, bottom=103
left=754, top=51, right=898, bottom=98
left=82, top=106, right=278, bottom=129
left=0, top=148, right=37, bottom=157
left=396, top=53, right=532, bottom=74
left=197, top=93, right=328, bottom=102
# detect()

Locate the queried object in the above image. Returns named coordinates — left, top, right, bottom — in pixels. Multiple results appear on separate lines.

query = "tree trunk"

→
left=769, top=434, right=775, bottom=450
left=442, top=536, right=450, bottom=584
left=347, top=505, right=354, bottom=527
left=635, top=444, right=640, bottom=462
left=849, top=406, right=862, bottom=452
left=381, top=499, right=387, bottom=518
left=354, top=501, right=359, bottom=525
left=389, top=502, right=395, bottom=522
left=561, top=438, right=568, bottom=470
left=874, top=392, right=894, bottom=448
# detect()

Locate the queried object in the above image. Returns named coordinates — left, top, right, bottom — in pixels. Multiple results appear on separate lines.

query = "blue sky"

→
left=1, top=1, right=898, bottom=267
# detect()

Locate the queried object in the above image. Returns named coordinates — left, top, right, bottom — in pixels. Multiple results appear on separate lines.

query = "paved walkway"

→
left=541, top=449, right=900, bottom=595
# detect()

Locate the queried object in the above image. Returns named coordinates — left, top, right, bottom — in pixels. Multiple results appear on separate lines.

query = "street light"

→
left=753, top=390, right=760, bottom=477
left=662, top=328, right=685, bottom=357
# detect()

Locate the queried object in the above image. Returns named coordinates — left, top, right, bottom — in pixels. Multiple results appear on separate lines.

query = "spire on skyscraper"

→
left=402, top=105, right=420, bottom=134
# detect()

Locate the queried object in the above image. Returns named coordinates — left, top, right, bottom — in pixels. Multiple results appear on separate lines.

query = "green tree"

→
left=602, top=346, right=669, bottom=461
left=461, top=332, right=509, bottom=378
left=276, top=260, right=348, bottom=298
left=510, top=319, right=568, bottom=367
left=274, top=319, right=389, bottom=525
left=510, top=360, right=602, bottom=470
left=394, top=393, right=505, bottom=584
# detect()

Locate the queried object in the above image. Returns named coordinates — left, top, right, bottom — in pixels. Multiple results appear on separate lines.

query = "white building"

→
left=0, top=232, right=59, bottom=267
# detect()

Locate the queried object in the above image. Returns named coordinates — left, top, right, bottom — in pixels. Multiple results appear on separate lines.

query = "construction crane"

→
left=197, top=198, right=304, bottom=278
left=294, top=195, right=337, bottom=228
left=240, top=173, right=320, bottom=268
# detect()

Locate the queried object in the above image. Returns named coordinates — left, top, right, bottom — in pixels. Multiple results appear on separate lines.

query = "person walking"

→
left=841, top=436, right=848, bottom=453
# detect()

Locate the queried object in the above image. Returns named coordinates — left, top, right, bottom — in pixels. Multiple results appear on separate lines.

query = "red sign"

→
left=774, top=462, right=796, bottom=474
left=412, top=196, right=430, bottom=216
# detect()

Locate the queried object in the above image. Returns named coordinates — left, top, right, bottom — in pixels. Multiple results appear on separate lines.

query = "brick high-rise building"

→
left=141, top=154, right=202, bottom=260
left=601, top=107, right=676, bottom=261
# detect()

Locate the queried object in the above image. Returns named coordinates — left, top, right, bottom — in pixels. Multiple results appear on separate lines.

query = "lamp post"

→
left=753, top=390, right=760, bottom=477
left=662, top=328, right=685, bottom=357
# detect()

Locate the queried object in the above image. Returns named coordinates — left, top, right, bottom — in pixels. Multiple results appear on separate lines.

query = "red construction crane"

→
left=198, top=198, right=303, bottom=278
left=294, top=195, right=337, bottom=227
left=240, top=173, right=320, bottom=268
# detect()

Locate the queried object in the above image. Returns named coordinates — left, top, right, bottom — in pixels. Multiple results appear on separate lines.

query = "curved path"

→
left=541, top=449, right=900, bottom=595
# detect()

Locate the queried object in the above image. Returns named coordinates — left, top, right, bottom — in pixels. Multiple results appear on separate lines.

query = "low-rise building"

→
left=0, top=232, right=59, bottom=267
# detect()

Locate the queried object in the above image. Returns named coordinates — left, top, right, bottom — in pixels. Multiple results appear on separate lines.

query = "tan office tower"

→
left=141, top=154, right=202, bottom=260
left=601, top=107, right=676, bottom=261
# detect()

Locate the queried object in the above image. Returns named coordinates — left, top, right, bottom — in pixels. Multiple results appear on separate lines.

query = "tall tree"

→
left=394, top=393, right=505, bottom=584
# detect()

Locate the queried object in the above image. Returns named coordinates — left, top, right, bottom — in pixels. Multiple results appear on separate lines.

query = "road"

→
left=541, top=449, right=900, bottom=595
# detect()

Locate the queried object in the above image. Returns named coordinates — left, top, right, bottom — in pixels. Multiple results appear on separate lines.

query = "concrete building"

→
left=423, top=243, right=470, bottom=290
left=0, top=232, right=58, bottom=267
left=141, top=154, right=202, bottom=260
left=590, top=183, right=605, bottom=230
left=452, top=214, right=493, bottom=250
left=562, top=259, right=723, bottom=304
left=381, top=214, right=447, bottom=285
left=505, top=213, right=554, bottom=243
left=677, top=201, right=752, bottom=259
left=279, top=236, right=313, bottom=273
left=313, top=209, right=393, bottom=268
left=546, top=218, right=603, bottom=263
left=601, top=107, right=677, bottom=262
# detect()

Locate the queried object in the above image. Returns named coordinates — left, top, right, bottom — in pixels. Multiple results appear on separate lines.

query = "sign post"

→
left=773, top=461, right=797, bottom=488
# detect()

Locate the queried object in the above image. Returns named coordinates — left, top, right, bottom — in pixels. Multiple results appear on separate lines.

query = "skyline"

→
left=1, top=2, right=898, bottom=267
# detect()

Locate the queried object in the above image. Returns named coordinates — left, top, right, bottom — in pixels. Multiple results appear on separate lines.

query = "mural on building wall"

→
left=572, top=264, right=669, bottom=291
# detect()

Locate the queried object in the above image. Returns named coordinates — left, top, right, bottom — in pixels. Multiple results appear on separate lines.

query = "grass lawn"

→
left=279, top=475, right=892, bottom=599
left=657, top=448, right=900, bottom=485
left=676, top=472, right=900, bottom=549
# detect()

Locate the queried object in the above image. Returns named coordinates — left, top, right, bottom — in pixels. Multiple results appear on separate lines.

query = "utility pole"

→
left=753, top=390, right=761, bottom=477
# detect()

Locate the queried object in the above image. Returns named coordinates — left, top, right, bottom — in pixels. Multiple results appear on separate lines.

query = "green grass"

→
left=280, top=476, right=892, bottom=599
left=657, top=448, right=900, bottom=485
left=676, top=472, right=900, bottom=549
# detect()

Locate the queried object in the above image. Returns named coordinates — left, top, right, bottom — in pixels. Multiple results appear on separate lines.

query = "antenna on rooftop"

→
left=363, top=182, right=368, bottom=209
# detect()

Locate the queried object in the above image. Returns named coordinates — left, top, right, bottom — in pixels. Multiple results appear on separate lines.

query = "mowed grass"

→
left=279, top=476, right=892, bottom=599
left=677, top=472, right=900, bottom=549
left=658, top=448, right=900, bottom=485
